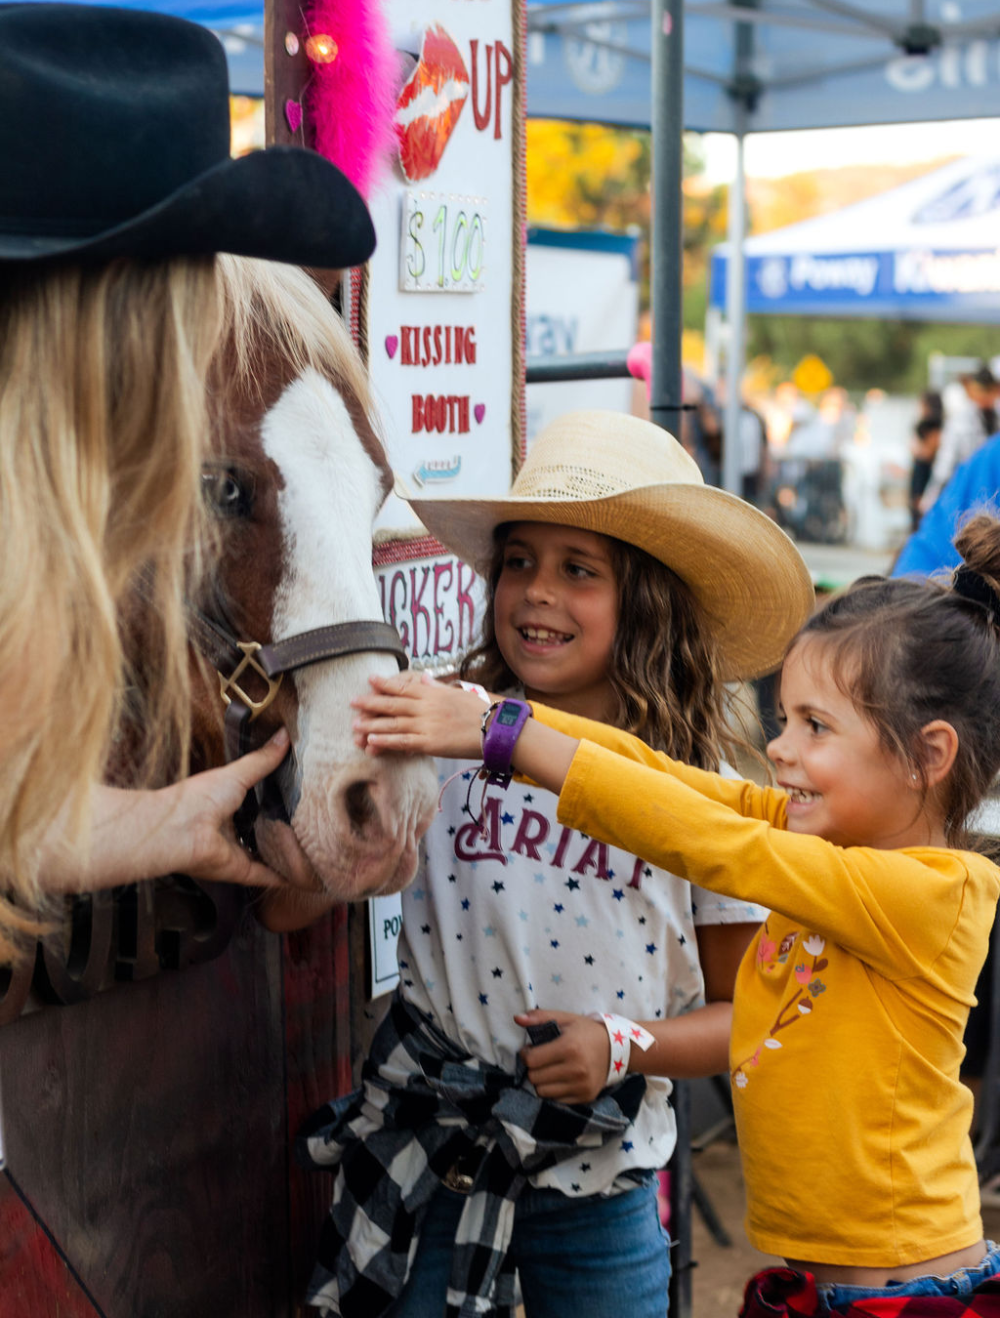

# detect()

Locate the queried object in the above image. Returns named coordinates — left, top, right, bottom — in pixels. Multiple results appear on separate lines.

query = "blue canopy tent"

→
left=526, top=2, right=1000, bottom=135
left=709, top=153, right=1000, bottom=324
left=56, top=0, right=1000, bottom=134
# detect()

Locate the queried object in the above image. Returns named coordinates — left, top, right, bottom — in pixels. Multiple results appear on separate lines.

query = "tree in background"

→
left=525, top=123, right=999, bottom=394
left=525, top=120, right=726, bottom=334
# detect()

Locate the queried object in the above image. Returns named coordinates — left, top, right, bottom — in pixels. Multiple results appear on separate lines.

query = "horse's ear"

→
left=303, top=266, right=344, bottom=301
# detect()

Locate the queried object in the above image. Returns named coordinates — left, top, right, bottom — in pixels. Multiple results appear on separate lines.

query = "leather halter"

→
left=188, top=607, right=409, bottom=760
left=188, top=607, right=408, bottom=847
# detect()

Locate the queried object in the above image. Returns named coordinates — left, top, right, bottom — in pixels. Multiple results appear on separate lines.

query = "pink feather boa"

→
left=302, top=0, right=399, bottom=199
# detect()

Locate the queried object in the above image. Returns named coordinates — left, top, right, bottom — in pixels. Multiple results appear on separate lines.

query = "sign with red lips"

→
left=395, top=23, right=470, bottom=182
left=353, top=0, right=523, bottom=545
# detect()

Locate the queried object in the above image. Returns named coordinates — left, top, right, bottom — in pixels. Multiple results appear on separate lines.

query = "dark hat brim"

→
left=0, top=145, right=376, bottom=268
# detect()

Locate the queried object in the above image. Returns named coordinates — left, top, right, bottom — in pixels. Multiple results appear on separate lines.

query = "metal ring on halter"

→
left=217, top=641, right=284, bottom=720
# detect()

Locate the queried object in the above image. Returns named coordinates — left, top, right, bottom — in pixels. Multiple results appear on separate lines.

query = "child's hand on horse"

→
left=515, top=1008, right=613, bottom=1104
left=353, top=672, right=486, bottom=760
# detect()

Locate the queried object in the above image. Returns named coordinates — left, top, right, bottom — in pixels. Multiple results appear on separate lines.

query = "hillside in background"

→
left=526, top=123, right=997, bottom=390
left=745, top=156, right=960, bottom=233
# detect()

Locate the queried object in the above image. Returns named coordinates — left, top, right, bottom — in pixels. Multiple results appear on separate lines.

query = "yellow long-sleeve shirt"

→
left=533, top=703, right=1000, bottom=1267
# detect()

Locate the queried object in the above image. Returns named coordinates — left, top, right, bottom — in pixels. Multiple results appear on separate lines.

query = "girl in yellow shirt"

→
left=353, top=513, right=1000, bottom=1315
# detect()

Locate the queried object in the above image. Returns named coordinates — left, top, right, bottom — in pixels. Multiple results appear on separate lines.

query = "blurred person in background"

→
left=922, top=365, right=999, bottom=511
left=909, top=391, right=944, bottom=531
left=680, top=372, right=724, bottom=487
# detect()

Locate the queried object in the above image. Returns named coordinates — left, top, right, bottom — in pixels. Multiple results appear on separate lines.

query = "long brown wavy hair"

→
left=460, top=524, right=741, bottom=768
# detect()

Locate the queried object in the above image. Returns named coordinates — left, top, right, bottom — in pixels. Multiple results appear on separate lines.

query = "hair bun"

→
left=951, top=564, right=1000, bottom=629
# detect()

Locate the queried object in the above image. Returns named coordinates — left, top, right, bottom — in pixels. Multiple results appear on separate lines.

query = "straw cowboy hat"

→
left=0, top=4, right=374, bottom=267
left=405, top=410, right=815, bottom=680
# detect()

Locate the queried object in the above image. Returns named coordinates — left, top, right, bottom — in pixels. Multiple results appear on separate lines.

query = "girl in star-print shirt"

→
left=297, top=411, right=813, bottom=1318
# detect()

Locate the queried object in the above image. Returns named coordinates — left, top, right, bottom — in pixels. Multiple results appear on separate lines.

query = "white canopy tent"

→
left=709, top=153, right=1000, bottom=325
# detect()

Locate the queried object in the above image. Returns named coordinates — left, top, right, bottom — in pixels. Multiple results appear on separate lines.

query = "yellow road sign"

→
left=792, top=354, right=833, bottom=395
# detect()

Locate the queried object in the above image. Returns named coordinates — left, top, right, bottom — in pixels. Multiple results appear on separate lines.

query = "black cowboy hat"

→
left=0, top=3, right=376, bottom=267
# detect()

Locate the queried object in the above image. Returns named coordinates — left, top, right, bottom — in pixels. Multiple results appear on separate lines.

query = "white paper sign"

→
left=363, top=0, right=522, bottom=531
left=400, top=189, right=487, bottom=294
left=368, top=894, right=405, bottom=998
left=374, top=543, right=485, bottom=666
left=359, top=0, right=523, bottom=1000
left=525, top=231, right=640, bottom=448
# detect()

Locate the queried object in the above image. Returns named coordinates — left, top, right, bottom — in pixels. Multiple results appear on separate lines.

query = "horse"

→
left=181, top=254, right=438, bottom=906
left=0, top=256, right=443, bottom=1318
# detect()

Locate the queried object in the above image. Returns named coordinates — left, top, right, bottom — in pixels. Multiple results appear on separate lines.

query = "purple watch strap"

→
left=482, top=698, right=532, bottom=785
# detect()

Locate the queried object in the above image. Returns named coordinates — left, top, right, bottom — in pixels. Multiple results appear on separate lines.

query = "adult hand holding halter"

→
left=37, top=731, right=293, bottom=893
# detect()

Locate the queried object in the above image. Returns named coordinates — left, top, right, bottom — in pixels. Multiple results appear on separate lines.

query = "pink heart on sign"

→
left=385, top=335, right=398, bottom=359
left=284, top=99, right=303, bottom=134
left=474, top=403, right=486, bottom=424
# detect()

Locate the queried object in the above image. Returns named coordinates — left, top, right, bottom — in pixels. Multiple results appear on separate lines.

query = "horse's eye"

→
left=201, top=467, right=252, bottom=517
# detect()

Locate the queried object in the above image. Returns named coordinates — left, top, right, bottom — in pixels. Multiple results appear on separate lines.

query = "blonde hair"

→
left=0, top=255, right=222, bottom=961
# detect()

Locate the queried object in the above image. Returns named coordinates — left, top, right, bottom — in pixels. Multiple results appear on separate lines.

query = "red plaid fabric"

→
left=740, top=1269, right=822, bottom=1317
left=739, top=1268, right=1000, bottom=1318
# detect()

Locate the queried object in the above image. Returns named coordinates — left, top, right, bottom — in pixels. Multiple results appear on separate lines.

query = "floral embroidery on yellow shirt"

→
left=733, top=926, right=829, bottom=1089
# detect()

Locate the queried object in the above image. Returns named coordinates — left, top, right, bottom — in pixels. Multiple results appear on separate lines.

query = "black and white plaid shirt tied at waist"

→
left=298, top=992, right=646, bottom=1318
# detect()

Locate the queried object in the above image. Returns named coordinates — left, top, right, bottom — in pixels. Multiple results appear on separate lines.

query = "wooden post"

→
left=265, top=0, right=312, bottom=149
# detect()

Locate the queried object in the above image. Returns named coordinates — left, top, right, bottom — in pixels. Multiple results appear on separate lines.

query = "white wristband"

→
left=458, top=680, right=490, bottom=705
left=591, top=1012, right=655, bottom=1088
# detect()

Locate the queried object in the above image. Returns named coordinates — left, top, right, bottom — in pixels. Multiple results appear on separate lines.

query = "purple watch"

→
left=482, top=698, right=532, bottom=787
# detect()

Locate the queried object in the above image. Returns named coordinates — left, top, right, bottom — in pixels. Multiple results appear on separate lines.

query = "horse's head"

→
left=192, top=256, right=437, bottom=900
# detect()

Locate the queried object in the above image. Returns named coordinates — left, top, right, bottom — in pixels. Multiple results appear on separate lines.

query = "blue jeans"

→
left=387, top=1175, right=671, bottom=1318
left=819, top=1241, right=1000, bottom=1313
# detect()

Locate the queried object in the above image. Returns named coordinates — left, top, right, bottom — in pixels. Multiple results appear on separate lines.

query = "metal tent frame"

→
left=525, top=1, right=1000, bottom=492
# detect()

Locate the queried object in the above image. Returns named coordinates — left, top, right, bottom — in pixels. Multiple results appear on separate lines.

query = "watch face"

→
left=496, top=702, right=523, bottom=726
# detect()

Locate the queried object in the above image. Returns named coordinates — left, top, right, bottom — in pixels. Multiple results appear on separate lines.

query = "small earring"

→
left=911, top=772, right=919, bottom=782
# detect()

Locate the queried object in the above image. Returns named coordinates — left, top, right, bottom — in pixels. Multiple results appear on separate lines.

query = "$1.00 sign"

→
left=401, top=190, right=487, bottom=293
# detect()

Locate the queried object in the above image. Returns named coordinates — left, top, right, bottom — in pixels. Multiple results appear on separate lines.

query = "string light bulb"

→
left=305, top=33, right=338, bottom=64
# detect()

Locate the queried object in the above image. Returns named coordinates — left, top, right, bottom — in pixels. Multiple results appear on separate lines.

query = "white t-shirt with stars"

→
left=397, top=754, right=765, bottom=1197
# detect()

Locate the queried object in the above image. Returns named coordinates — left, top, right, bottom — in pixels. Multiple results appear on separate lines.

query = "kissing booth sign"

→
left=346, top=0, right=526, bottom=991
left=361, top=0, right=525, bottom=661
left=0, top=3, right=524, bottom=1315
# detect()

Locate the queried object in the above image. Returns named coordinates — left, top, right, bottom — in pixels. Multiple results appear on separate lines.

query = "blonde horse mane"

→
left=213, top=256, right=380, bottom=440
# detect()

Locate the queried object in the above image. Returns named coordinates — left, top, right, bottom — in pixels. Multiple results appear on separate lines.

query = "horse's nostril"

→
left=344, top=780, right=378, bottom=835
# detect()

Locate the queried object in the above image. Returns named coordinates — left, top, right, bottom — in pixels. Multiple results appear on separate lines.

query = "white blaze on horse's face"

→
left=255, top=368, right=437, bottom=899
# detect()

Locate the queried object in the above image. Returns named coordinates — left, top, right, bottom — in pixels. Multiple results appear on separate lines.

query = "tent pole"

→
left=651, top=11, right=693, bottom=1316
left=722, top=120, right=747, bottom=495
left=649, top=0, right=684, bottom=443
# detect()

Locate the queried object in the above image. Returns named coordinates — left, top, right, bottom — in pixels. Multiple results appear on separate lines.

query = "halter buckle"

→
left=218, top=641, right=284, bottom=719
